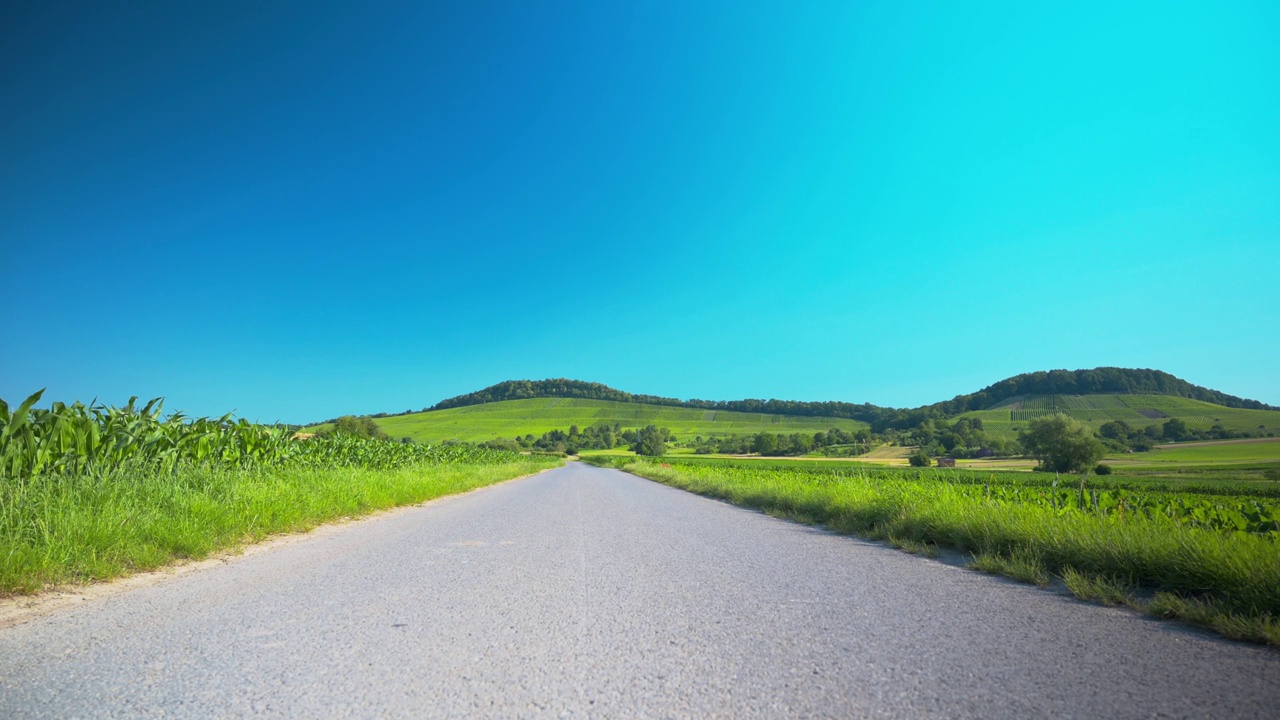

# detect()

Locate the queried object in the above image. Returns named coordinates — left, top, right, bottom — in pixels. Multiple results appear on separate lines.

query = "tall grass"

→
left=593, top=457, right=1280, bottom=645
left=0, top=390, right=562, bottom=594
left=659, top=455, right=1280, bottom=498
left=0, top=460, right=558, bottom=593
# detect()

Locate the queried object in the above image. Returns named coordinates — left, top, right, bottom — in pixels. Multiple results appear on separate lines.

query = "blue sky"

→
left=2, top=1, right=1277, bottom=422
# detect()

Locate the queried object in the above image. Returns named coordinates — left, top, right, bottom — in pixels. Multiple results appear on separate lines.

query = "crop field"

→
left=311, top=398, right=869, bottom=443
left=1112, top=438, right=1280, bottom=468
left=960, top=394, right=1280, bottom=439
left=0, top=391, right=560, bottom=594
left=947, top=438, right=1280, bottom=478
left=586, top=455, right=1280, bottom=645
left=661, top=445, right=1280, bottom=485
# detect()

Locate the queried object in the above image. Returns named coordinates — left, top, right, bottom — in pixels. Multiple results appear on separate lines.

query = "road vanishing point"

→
left=2, top=462, right=1277, bottom=718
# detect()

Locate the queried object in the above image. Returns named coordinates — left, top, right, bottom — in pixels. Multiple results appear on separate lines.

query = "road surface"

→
left=2, top=462, right=1277, bottom=717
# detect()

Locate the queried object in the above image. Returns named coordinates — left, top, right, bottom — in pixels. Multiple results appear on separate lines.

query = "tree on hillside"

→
left=1018, top=415, right=1105, bottom=473
left=751, top=432, right=777, bottom=455
left=632, top=425, right=669, bottom=457
left=481, top=437, right=519, bottom=451
left=1162, top=418, right=1190, bottom=442
left=1098, top=420, right=1133, bottom=441
left=318, top=415, right=389, bottom=441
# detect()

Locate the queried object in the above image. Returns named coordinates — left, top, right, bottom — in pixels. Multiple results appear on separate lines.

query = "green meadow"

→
left=648, top=444, right=1280, bottom=489
left=652, top=438, right=1280, bottom=486
left=310, top=398, right=869, bottom=444
left=1116, top=439, right=1280, bottom=467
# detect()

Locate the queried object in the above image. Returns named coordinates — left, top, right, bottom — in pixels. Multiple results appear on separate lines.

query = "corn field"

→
left=0, top=390, right=519, bottom=480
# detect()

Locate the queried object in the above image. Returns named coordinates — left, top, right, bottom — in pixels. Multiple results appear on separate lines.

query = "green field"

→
left=310, top=398, right=869, bottom=443
left=959, top=394, right=1280, bottom=439
left=949, top=438, right=1280, bottom=478
left=656, top=447, right=1280, bottom=492
left=1115, top=438, right=1280, bottom=467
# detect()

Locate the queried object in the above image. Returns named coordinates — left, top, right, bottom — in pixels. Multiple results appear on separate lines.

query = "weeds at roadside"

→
left=888, top=534, right=940, bottom=558
left=969, top=550, right=1050, bottom=586
left=1061, top=568, right=1133, bottom=606
left=1, top=460, right=560, bottom=594
left=1143, top=592, right=1280, bottom=646
left=0, top=391, right=565, bottom=595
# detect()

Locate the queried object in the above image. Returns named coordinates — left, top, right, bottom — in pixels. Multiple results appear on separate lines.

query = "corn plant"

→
left=0, top=390, right=521, bottom=481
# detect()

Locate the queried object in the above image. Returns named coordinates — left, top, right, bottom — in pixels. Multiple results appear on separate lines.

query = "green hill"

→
left=305, top=369, right=1275, bottom=447
left=958, top=394, right=1280, bottom=440
left=925, top=367, right=1276, bottom=414
left=418, top=370, right=1275, bottom=431
left=312, top=398, right=869, bottom=444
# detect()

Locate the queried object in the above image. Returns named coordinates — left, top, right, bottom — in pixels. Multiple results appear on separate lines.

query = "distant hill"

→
left=431, top=379, right=685, bottom=411
left=425, top=369, right=1275, bottom=423
left=927, top=368, right=1276, bottom=414
left=426, top=378, right=895, bottom=425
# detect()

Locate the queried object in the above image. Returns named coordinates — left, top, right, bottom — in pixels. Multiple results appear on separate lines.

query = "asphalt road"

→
left=2, top=462, right=1277, bottom=718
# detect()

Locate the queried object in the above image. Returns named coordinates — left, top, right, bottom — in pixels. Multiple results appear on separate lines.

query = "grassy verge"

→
left=649, top=454, right=1280, bottom=498
left=587, top=456, right=1280, bottom=646
left=1, top=457, right=560, bottom=594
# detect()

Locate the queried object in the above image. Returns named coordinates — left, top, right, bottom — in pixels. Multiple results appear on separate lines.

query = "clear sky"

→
left=2, top=1, right=1277, bottom=422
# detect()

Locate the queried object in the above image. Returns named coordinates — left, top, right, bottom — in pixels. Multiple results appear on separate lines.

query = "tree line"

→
left=478, top=422, right=673, bottom=457
left=689, top=428, right=870, bottom=456
left=1097, top=417, right=1269, bottom=451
